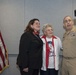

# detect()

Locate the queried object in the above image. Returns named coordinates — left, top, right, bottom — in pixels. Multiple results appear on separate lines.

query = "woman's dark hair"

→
left=24, top=18, right=39, bottom=32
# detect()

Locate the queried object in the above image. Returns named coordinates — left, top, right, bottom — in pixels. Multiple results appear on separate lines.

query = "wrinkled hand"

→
left=23, top=68, right=28, bottom=72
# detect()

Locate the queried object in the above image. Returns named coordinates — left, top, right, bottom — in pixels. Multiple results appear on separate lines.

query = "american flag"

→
left=0, top=31, right=9, bottom=73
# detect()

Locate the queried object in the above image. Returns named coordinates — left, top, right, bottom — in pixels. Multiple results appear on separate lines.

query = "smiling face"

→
left=63, top=16, right=74, bottom=31
left=44, top=26, right=53, bottom=38
left=31, top=20, right=40, bottom=32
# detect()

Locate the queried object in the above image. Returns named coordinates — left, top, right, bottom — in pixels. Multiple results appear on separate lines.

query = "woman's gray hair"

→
left=42, top=24, right=53, bottom=33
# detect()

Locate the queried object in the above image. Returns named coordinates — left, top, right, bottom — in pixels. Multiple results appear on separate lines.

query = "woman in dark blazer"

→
left=16, top=18, right=43, bottom=75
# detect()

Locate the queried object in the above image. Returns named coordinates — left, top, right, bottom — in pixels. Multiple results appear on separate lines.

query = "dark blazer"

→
left=17, top=31, right=43, bottom=70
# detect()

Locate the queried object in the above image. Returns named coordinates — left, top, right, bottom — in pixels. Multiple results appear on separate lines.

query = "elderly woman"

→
left=40, top=24, right=62, bottom=75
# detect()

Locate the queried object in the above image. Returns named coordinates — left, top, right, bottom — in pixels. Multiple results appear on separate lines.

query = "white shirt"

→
left=41, top=35, right=62, bottom=71
left=46, top=37, right=55, bottom=68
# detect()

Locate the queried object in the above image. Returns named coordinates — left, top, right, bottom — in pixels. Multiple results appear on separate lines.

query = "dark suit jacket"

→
left=17, top=31, right=43, bottom=70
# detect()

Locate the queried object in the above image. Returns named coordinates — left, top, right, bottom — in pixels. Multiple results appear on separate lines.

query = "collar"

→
left=42, top=35, right=57, bottom=39
left=65, top=26, right=76, bottom=35
left=33, top=31, right=39, bottom=35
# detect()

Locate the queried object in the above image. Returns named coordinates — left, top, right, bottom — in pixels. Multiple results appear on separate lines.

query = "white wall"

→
left=0, top=0, right=76, bottom=75
left=0, top=0, right=24, bottom=54
left=0, top=0, right=75, bottom=54
left=1, top=54, right=20, bottom=75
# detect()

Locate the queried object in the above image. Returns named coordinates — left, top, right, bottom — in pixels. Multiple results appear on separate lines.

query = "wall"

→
left=0, top=0, right=76, bottom=75
left=0, top=0, right=24, bottom=54
left=1, top=54, right=20, bottom=75
left=0, top=0, right=74, bottom=54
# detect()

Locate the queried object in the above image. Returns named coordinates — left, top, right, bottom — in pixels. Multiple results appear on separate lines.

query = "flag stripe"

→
left=0, top=31, right=9, bottom=73
left=0, top=32, right=6, bottom=50
left=0, top=47, right=6, bottom=67
left=0, top=32, right=8, bottom=60
left=0, top=64, right=2, bottom=71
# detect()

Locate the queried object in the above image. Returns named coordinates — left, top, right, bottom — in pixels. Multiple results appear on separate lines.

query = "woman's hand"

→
left=23, top=68, right=28, bottom=72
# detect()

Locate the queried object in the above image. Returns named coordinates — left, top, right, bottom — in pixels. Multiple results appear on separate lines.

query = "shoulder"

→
left=54, top=36, right=61, bottom=42
left=21, top=31, right=32, bottom=39
left=72, top=26, right=76, bottom=32
left=54, top=35, right=61, bottom=39
left=70, top=26, right=76, bottom=36
left=40, top=35, right=46, bottom=43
